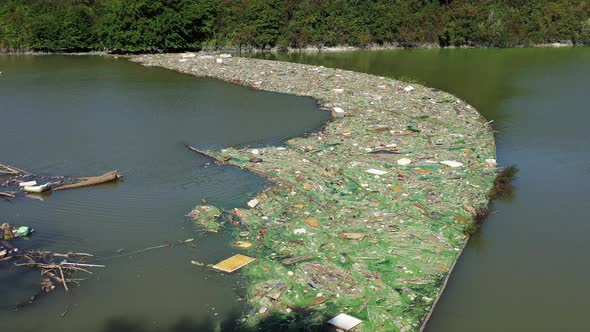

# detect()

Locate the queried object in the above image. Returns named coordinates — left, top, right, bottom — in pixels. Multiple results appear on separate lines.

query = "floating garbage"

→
left=181, top=52, right=196, bottom=58
left=1, top=223, right=33, bottom=239
left=397, top=158, right=412, bottom=165
left=213, top=254, right=255, bottom=273
left=23, top=183, right=51, bottom=193
left=247, top=198, right=259, bottom=208
left=233, top=241, right=252, bottom=248
left=332, top=107, right=346, bottom=118
left=15, top=226, right=34, bottom=237
left=135, top=54, right=497, bottom=332
left=2, top=164, right=123, bottom=200
left=365, top=168, right=388, bottom=175
left=188, top=205, right=223, bottom=232
left=440, top=160, right=464, bottom=168
left=191, top=260, right=205, bottom=266
left=327, top=313, right=363, bottom=331
left=341, top=232, right=366, bottom=240
left=303, top=218, right=320, bottom=227
left=293, top=228, right=306, bottom=235
left=19, top=181, right=37, bottom=187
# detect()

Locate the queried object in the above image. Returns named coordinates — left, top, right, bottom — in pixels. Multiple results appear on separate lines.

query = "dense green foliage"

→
left=1, top=0, right=590, bottom=52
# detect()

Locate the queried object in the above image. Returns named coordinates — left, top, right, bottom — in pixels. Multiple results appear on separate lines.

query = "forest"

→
left=1, top=0, right=590, bottom=52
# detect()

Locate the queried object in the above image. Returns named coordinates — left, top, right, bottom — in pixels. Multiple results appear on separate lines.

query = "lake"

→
left=259, top=48, right=590, bottom=331
left=2, top=47, right=590, bottom=331
left=0, top=55, right=329, bottom=332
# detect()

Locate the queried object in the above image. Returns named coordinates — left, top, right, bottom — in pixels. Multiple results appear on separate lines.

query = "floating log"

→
left=52, top=171, right=121, bottom=191
left=186, top=145, right=229, bottom=165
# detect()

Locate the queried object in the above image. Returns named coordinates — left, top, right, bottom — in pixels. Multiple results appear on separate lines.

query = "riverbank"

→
left=132, top=54, right=497, bottom=331
left=0, top=42, right=584, bottom=56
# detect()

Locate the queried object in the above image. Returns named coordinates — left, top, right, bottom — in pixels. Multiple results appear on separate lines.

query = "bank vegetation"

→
left=1, top=0, right=590, bottom=53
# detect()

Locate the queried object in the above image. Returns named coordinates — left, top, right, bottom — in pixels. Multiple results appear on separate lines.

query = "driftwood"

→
left=186, top=145, right=271, bottom=179
left=52, top=171, right=121, bottom=191
left=0, top=163, right=33, bottom=176
left=186, top=145, right=230, bottom=165
left=0, top=191, right=16, bottom=198
left=12, top=250, right=102, bottom=294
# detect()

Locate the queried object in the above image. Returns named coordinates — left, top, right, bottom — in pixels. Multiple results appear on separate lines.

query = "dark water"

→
left=259, top=48, right=590, bottom=331
left=0, top=55, right=329, bottom=332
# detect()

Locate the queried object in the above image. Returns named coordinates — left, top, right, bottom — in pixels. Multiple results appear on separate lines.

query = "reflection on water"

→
left=0, top=55, right=329, bottom=332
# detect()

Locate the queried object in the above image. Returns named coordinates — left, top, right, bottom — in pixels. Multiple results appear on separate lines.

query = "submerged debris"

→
left=134, top=54, right=497, bottom=331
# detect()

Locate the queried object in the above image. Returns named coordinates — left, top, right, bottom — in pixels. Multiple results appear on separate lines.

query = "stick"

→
left=57, top=266, right=69, bottom=292
left=186, top=145, right=229, bottom=165
left=0, top=191, right=16, bottom=198
left=60, top=261, right=105, bottom=268
left=95, top=244, right=170, bottom=261
left=0, top=163, right=34, bottom=176
left=60, top=305, right=70, bottom=317
left=53, top=252, right=94, bottom=258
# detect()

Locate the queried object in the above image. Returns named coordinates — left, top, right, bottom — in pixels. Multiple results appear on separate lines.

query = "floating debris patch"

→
left=133, top=54, right=497, bottom=332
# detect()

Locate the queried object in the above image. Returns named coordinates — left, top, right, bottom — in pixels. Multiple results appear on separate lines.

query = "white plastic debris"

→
left=293, top=228, right=307, bottom=235
left=247, top=199, right=259, bottom=208
left=276, top=147, right=286, bottom=151
left=332, top=107, right=345, bottom=118
left=441, top=160, right=464, bottom=168
left=397, top=158, right=412, bottom=166
left=23, top=183, right=51, bottom=193
left=404, top=86, right=415, bottom=92
left=198, top=55, right=214, bottom=59
left=251, top=149, right=260, bottom=155
left=327, top=313, right=363, bottom=331
left=19, top=181, right=37, bottom=187
left=485, top=158, right=497, bottom=166
left=332, top=88, right=345, bottom=93
left=219, top=54, right=232, bottom=58
left=181, top=52, right=196, bottom=58
left=365, top=169, right=388, bottom=176
left=178, top=59, right=188, bottom=62
left=216, top=58, right=223, bottom=64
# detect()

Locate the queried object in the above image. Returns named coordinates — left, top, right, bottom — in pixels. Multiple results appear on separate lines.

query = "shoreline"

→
left=132, top=53, right=497, bottom=331
left=0, top=42, right=582, bottom=56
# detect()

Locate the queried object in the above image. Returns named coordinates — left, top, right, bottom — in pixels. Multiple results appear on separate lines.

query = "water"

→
left=0, top=55, right=330, bottom=332
left=259, top=48, right=590, bottom=331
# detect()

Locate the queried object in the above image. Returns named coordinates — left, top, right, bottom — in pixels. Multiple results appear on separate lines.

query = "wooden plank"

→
left=213, top=254, right=255, bottom=272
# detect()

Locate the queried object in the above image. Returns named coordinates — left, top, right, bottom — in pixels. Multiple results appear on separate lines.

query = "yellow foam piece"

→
left=213, top=254, right=255, bottom=272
